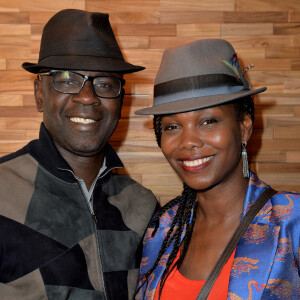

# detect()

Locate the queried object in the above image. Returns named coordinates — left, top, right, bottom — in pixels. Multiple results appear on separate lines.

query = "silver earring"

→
left=242, top=141, right=249, bottom=178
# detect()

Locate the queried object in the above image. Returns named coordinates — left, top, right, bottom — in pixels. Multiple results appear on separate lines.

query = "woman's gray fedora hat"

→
left=22, top=9, right=144, bottom=74
left=135, top=39, right=266, bottom=115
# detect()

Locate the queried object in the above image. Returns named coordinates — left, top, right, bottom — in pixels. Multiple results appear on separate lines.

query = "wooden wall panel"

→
left=0, top=0, right=299, bottom=204
left=86, top=1, right=160, bottom=13
left=160, top=0, right=234, bottom=12
left=19, top=1, right=85, bottom=12
left=160, top=12, right=224, bottom=24
left=236, top=0, right=300, bottom=12
left=221, top=23, right=273, bottom=36
left=177, top=24, right=220, bottom=37
left=0, top=59, right=6, bottom=70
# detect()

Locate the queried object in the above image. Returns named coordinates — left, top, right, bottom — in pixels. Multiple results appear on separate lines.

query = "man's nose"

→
left=72, top=80, right=100, bottom=105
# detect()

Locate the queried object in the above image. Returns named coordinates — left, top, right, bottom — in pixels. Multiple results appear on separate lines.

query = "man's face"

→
left=34, top=70, right=123, bottom=157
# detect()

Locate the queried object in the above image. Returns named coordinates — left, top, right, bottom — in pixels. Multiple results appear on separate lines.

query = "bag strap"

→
left=196, top=187, right=277, bottom=300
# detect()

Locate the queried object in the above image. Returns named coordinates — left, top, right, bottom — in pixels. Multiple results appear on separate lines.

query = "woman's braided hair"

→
left=137, top=96, right=254, bottom=299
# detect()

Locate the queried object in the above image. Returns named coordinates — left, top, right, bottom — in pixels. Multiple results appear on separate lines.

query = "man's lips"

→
left=69, top=117, right=97, bottom=124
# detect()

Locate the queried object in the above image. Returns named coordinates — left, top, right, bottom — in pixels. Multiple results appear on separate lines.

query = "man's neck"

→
left=55, top=144, right=105, bottom=190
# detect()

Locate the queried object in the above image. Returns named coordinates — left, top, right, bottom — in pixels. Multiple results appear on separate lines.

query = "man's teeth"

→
left=182, top=156, right=212, bottom=167
left=70, top=117, right=95, bottom=124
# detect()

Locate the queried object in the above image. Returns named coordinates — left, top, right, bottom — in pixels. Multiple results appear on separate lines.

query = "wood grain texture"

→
left=0, top=59, right=6, bottom=70
left=161, top=0, right=234, bottom=12
left=86, top=1, right=160, bottom=13
left=177, top=24, right=220, bottom=37
left=289, top=11, right=300, bottom=22
left=223, top=12, right=288, bottom=23
left=0, top=0, right=299, bottom=202
left=236, top=0, right=300, bottom=12
left=274, top=23, right=300, bottom=35
left=160, top=12, right=223, bottom=24
left=221, top=23, right=273, bottom=36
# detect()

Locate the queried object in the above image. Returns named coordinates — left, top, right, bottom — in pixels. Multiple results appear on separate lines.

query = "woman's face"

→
left=160, top=103, right=252, bottom=191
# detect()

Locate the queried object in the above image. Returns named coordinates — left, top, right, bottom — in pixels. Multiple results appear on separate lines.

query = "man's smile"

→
left=69, top=117, right=96, bottom=124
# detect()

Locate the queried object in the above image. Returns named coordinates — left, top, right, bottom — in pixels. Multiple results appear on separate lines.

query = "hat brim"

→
left=135, top=87, right=266, bottom=115
left=22, top=55, right=144, bottom=74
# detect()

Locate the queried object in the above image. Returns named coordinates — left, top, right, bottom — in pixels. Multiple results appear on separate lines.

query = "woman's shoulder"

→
left=271, top=190, right=300, bottom=206
left=250, top=172, right=300, bottom=212
left=268, top=190, right=300, bottom=228
left=149, top=198, right=180, bottom=229
left=142, top=198, right=180, bottom=247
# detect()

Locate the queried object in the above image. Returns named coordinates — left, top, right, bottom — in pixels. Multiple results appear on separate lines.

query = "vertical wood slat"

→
left=0, top=0, right=299, bottom=203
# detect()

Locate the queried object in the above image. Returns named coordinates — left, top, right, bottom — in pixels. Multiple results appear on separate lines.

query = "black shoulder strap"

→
left=196, top=187, right=277, bottom=300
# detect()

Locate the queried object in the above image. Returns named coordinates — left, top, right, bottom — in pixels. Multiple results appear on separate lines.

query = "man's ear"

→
left=240, top=113, right=253, bottom=143
left=34, top=78, right=44, bottom=112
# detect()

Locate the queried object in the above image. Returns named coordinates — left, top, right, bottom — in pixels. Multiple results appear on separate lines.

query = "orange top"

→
left=154, top=249, right=236, bottom=300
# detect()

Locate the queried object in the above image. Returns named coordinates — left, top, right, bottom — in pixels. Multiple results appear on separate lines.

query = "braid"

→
left=157, top=184, right=197, bottom=298
left=153, top=115, right=162, bottom=148
left=136, top=116, right=198, bottom=299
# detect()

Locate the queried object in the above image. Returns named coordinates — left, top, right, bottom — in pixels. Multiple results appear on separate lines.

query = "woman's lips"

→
left=180, top=155, right=213, bottom=172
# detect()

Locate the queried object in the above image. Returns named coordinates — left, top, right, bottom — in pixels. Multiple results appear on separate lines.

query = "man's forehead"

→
left=39, top=69, right=124, bottom=78
left=70, top=70, right=124, bottom=78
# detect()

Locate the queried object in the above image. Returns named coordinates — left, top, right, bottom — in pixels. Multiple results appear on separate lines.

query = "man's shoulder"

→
left=109, top=173, right=154, bottom=194
left=0, top=145, right=29, bottom=165
left=0, top=145, right=39, bottom=180
left=104, top=173, right=158, bottom=237
left=105, top=173, right=157, bottom=207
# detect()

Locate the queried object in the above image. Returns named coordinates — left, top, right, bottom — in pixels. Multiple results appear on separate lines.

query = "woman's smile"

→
left=180, top=155, right=214, bottom=172
left=160, top=104, right=245, bottom=191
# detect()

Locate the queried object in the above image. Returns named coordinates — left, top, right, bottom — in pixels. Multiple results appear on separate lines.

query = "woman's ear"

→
left=240, top=113, right=253, bottom=143
left=34, top=78, right=44, bottom=112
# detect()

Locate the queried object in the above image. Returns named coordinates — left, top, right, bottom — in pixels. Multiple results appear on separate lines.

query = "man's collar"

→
left=27, top=123, right=123, bottom=183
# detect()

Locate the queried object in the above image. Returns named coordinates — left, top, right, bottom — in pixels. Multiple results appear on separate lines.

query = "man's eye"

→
left=57, top=79, right=78, bottom=86
left=203, top=118, right=217, bottom=125
left=95, top=82, right=112, bottom=90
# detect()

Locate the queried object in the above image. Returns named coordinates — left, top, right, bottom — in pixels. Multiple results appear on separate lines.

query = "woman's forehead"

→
left=160, top=103, right=235, bottom=119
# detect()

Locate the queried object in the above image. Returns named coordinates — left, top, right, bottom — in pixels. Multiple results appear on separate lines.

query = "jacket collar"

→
left=228, top=171, right=278, bottom=299
left=27, top=123, right=123, bottom=183
left=241, top=171, right=271, bottom=222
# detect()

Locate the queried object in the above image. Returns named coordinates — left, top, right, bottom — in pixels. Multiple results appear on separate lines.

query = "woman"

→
left=135, top=39, right=299, bottom=300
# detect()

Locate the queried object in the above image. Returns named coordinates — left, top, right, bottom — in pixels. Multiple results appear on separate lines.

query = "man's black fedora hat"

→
left=22, top=9, right=144, bottom=74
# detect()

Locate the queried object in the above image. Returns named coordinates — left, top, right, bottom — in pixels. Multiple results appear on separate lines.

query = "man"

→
left=0, top=9, right=156, bottom=299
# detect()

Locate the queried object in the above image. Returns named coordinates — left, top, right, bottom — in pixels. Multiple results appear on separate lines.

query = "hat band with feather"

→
left=154, top=74, right=249, bottom=106
left=135, top=39, right=267, bottom=116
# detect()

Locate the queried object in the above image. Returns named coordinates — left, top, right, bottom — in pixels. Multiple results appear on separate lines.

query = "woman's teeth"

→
left=182, top=156, right=213, bottom=167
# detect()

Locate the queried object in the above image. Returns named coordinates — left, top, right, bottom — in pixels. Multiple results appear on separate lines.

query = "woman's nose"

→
left=179, top=128, right=204, bottom=151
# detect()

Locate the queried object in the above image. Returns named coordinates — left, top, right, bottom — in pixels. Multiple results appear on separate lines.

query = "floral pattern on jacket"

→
left=136, top=171, right=300, bottom=300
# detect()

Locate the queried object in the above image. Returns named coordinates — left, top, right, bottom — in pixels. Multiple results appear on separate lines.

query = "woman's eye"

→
left=163, top=125, right=178, bottom=131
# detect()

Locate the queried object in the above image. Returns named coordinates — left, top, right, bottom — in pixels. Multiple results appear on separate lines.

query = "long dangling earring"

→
left=242, top=141, right=249, bottom=178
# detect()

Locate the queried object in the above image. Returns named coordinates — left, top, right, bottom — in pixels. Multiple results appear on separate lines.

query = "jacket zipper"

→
left=77, top=183, right=108, bottom=300
left=58, top=166, right=122, bottom=299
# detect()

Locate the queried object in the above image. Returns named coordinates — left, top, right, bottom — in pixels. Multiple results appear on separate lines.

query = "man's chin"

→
left=68, top=145, right=105, bottom=157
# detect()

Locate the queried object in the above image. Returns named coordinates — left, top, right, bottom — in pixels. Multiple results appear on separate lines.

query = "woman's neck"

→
left=195, top=173, right=249, bottom=224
